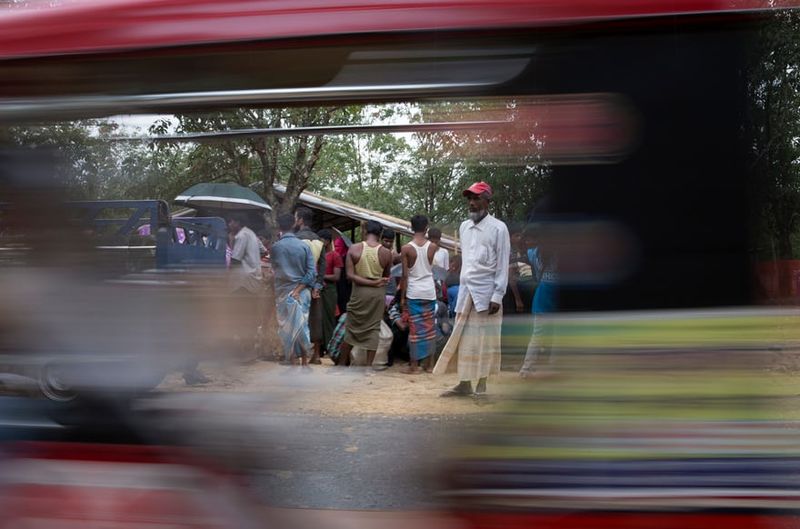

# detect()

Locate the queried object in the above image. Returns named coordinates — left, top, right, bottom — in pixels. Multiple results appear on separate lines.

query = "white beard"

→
left=469, top=209, right=488, bottom=223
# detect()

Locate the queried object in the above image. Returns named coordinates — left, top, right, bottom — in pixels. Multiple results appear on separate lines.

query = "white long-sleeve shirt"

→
left=455, top=213, right=510, bottom=313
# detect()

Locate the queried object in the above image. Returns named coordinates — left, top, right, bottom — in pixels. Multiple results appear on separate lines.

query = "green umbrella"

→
left=174, top=182, right=271, bottom=211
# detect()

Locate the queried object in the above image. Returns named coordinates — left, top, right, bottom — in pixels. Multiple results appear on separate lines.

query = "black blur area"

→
left=516, top=26, right=753, bottom=310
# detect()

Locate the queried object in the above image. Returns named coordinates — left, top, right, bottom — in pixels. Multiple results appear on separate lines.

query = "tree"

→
left=311, top=104, right=420, bottom=220
left=5, top=120, right=122, bottom=199
left=748, top=10, right=800, bottom=262
left=154, top=106, right=364, bottom=224
left=315, top=100, right=552, bottom=231
left=4, top=99, right=550, bottom=235
left=403, top=129, right=461, bottom=224
left=399, top=99, right=551, bottom=229
left=106, top=139, right=192, bottom=201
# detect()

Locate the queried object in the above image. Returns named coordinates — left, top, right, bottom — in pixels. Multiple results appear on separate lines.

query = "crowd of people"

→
left=222, top=181, right=557, bottom=398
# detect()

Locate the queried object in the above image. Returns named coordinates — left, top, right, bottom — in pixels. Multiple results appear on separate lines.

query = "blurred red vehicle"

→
left=1, top=1, right=800, bottom=528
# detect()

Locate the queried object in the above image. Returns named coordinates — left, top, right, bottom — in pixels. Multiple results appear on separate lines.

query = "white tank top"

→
left=406, top=240, right=436, bottom=301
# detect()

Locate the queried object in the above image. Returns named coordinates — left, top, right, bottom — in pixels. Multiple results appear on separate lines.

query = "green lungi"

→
left=344, top=283, right=385, bottom=351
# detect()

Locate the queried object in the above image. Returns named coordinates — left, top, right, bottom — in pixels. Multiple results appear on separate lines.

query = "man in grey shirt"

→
left=229, top=213, right=263, bottom=294
left=228, top=213, right=263, bottom=360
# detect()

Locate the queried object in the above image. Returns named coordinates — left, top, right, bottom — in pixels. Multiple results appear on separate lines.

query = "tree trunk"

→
left=281, top=174, right=306, bottom=216
left=281, top=135, right=327, bottom=215
left=236, top=155, right=249, bottom=186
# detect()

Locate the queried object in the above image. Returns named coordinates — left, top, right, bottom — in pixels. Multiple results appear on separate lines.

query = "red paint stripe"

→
left=461, top=512, right=800, bottom=529
left=9, top=441, right=175, bottom=464
left=0, top=0, right=797, bottom=59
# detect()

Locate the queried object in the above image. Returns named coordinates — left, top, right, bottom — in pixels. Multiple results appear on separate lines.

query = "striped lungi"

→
left=433, top=292, right=501, bottom=380
left=406, top=298, right=437, bottom=361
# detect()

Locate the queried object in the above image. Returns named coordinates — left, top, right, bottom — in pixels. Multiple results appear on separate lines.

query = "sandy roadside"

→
left=158, top=359, right=526, bottom=417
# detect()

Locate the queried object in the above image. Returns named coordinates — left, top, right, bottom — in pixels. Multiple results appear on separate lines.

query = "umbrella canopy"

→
left=175, top=182, right=271, bottom=211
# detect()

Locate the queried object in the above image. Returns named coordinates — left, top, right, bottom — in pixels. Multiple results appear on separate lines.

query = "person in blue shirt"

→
left=520, top=222, right=558, bottom=378
left=271, top=213, right=317, bottom=368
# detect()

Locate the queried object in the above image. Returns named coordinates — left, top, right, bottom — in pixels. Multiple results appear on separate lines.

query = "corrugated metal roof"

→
left=272, top=183, right=459, bottom=250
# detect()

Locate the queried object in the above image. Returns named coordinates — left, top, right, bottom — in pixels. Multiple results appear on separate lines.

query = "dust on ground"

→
left=158, top=349, right=800, bottom=418
left=158, top=359, right=526, bottom=417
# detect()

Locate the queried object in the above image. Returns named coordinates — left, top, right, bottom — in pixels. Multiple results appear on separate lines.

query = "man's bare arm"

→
left=400, top=245, right=410, bottom=307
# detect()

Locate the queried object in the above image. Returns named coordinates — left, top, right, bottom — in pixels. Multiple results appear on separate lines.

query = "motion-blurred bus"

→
left=1, top=1, right=800, bottom=528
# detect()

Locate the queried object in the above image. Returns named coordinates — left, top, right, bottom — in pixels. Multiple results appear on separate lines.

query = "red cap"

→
left=462, top=181, right=493, bottom=198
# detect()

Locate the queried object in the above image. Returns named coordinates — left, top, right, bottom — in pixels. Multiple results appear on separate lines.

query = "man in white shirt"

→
left=228, top=213, right=263, bottom=361
left=400, top=215, right=439, bottom=374
left=428, top=227, right=450, bottom=272
left=433, top=182, right=510, bottom=399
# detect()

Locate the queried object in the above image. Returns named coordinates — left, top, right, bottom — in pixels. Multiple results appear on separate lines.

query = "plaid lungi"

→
left=327, top=313, right=347, bottom=362
left=433, top=292, right=502, bottom=380
left=406, top=298, right=437, bottom=361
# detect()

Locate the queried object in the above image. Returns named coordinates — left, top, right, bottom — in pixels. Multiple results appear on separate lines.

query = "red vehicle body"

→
left=0, top=0, right=794, bottom=59
left=1, top=2, right=799, bottom=529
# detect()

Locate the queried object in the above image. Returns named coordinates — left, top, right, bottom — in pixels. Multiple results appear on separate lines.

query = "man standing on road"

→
left=434, top=182, right=510, bottom=399
left=338, top=220, right=392, bottom=368
left=272, top=213, right=317, bottom=368
left=400, top=215, right=438, bottom=374
left=294, top=206, right=326, bottom=364
left=519, top=219, right=559, bottom=378
left=228, top=212, right=264, bottom=362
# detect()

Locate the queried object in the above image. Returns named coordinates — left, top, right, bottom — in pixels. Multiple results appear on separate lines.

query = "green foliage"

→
left=6, top=120, right=121, bottom=199
left=5, top=100, right=551, bottom=231
left=315, top=101, right=551, bottom=232
left=157, top=107, right=365, bottom=222
left=748, top=10, right=800, bottom=259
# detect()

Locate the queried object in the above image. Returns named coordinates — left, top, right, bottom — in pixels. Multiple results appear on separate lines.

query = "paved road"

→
left=246, top=414, right=477, bottom=510
left=0, top=396, right=482, bottom=510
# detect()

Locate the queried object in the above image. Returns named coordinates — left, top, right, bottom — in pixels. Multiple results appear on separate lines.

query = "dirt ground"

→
left=158, top=359, right=526, bottom=417
left=157, top=347, right=800, bottom=418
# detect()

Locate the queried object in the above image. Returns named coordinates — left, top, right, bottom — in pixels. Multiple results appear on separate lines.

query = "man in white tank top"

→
left=400, top=215, right=439, bottom=374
